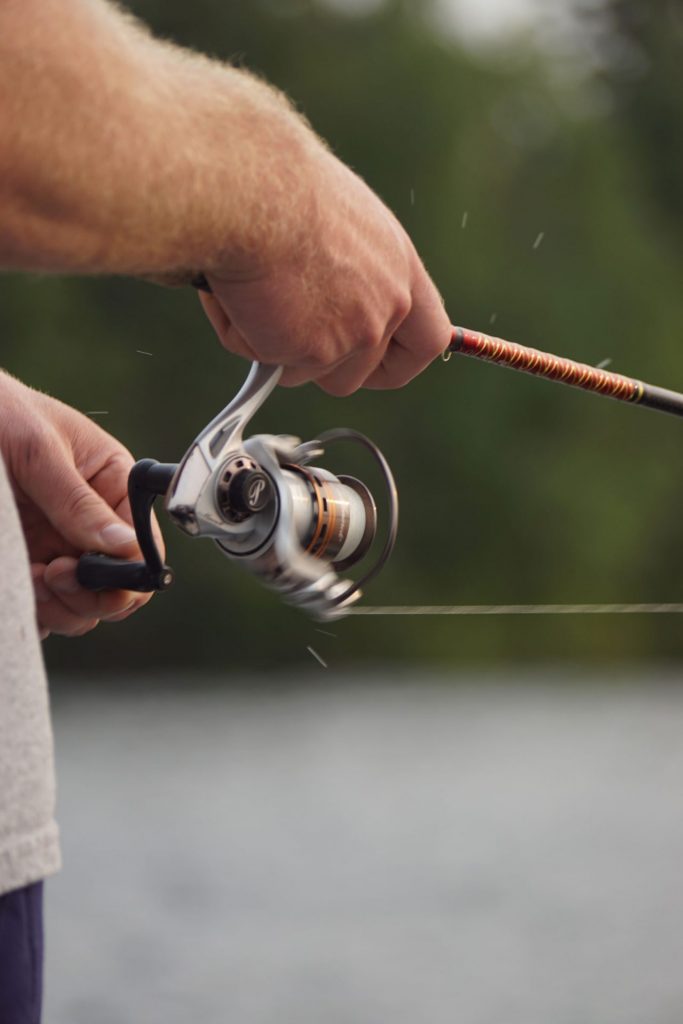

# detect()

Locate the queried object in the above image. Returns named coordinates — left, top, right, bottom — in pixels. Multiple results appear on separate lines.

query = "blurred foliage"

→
left=2, top=0, right=681, bottom=673
left=584, top=0, right=683, bottom=243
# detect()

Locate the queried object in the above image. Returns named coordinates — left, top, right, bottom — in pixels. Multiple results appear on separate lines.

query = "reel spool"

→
left=77, top=362, right=398, bottom=621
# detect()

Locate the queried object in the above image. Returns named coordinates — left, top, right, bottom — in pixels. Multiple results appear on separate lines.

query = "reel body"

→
left=77, top=362, right=398, bottom=621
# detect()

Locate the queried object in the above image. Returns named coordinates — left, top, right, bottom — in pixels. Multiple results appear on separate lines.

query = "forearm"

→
left=0, top=0, right=320, bottom=279
left=1, top=0, right=451, bottom=394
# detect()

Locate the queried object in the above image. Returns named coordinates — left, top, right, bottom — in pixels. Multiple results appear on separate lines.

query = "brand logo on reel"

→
left=248, top=476, right=267, bottom=508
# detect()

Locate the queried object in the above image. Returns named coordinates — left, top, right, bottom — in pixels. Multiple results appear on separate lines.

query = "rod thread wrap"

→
left=449, top=327, right=643, bottom=404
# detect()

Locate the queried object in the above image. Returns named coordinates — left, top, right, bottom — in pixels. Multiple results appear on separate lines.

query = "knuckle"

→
left=357, top=315, right=385, bottom=352
left=108, top=447, right=135, bottom=473
left=307, top=354, right=329, bottom=372
left=320, top=379, right=358, bottom=398
left=90, top=445, right=134, bottom=481
left=285, top=336, right=326, bottom=371
left=110, top=444, right=134, bottom=468
left=356, top=328, right=379, bottom=353
left=61, top=484, right=98, bottom=522
left=12, top=420, right=57, bottom=476
left=394, top=290, right=412, bottom=325
left=303, top=344, right=332, bottom=370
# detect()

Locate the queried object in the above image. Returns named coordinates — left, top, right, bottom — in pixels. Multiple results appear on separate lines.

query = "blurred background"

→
left=3, top=0, right=682, bottom=1019
left=3, top=0, right=682, bottom=672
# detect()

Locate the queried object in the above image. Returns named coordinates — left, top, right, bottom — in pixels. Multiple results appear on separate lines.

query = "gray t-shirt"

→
left=0, top=454, right=60, bottom=896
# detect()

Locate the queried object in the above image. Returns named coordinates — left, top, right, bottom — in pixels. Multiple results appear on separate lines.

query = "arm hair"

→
left=0, top=0, right=321, bottom=280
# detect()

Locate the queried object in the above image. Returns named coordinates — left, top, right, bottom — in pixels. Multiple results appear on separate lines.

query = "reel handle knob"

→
left=77, top=554, right=174, bottom=593
left=76, top=459, right=177, bottom=593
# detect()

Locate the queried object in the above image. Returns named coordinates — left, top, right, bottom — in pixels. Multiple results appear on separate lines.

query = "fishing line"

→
left=351, top=603, right=683, bottom=617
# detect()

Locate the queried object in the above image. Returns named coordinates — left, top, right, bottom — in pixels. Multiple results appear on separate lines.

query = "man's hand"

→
left=0, top=372, right=160, bottom=639
left=199, top=147, right=451, bottom=395
left=0, top=0, right=450, bottom=395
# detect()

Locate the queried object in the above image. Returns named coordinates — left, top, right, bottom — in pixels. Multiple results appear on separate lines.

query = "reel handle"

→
left=77, top=553, right=174, bottom=592
left=76, top=459, right=177, bottom=593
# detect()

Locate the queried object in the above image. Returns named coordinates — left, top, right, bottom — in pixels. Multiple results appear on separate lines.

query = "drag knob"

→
left=217, top=457, right=274, bottom=522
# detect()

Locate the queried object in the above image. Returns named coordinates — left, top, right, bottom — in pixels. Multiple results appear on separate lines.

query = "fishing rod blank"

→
left=447, top=326, right=683, bottom=419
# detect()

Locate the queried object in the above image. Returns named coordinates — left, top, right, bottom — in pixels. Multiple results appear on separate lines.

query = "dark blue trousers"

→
left=0, top=882, right=43, bottom=1024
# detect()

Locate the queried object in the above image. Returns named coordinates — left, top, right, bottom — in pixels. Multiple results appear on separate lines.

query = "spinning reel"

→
left=77, top=362, right=398, bottom=621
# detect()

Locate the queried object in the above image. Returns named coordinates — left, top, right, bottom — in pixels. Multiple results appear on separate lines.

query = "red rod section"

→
left=448, top=326, right=642, bottom=403
left=448, top=327, right=683, bottom=419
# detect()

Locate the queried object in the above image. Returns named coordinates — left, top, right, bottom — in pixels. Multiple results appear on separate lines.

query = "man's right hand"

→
left=199, top=146, right=451, bottom=396
left=0, top=0, right=450, bottom=397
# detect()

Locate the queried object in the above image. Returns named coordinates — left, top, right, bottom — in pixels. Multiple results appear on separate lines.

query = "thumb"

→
left=23, top=447, right=138, bottom=556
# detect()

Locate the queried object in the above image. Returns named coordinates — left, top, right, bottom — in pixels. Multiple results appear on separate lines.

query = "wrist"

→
left=170, top=61, right=325, bottom=282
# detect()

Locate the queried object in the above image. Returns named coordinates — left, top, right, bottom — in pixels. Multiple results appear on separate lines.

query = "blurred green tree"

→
left=584, top=0, right=683, bottom=242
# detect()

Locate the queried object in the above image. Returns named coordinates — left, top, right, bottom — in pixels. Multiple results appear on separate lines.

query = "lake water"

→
left=46, top=671, right=683, bottom=1023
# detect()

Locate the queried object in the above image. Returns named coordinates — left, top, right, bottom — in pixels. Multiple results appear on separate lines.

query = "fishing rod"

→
left=446, top=325, right=683, bottom=418
left=352, top=324, right=683, bottom=619
left=76, top=323, right=683, bottom=621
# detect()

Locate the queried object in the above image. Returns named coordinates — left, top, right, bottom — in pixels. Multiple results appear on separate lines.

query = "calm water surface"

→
left=47, top=673, right=683, bottom=1024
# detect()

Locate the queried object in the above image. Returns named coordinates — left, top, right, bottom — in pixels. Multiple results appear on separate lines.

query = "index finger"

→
left=43, top=556, right=151, bottom=620
left=88, top=455, right=166, bottom=562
